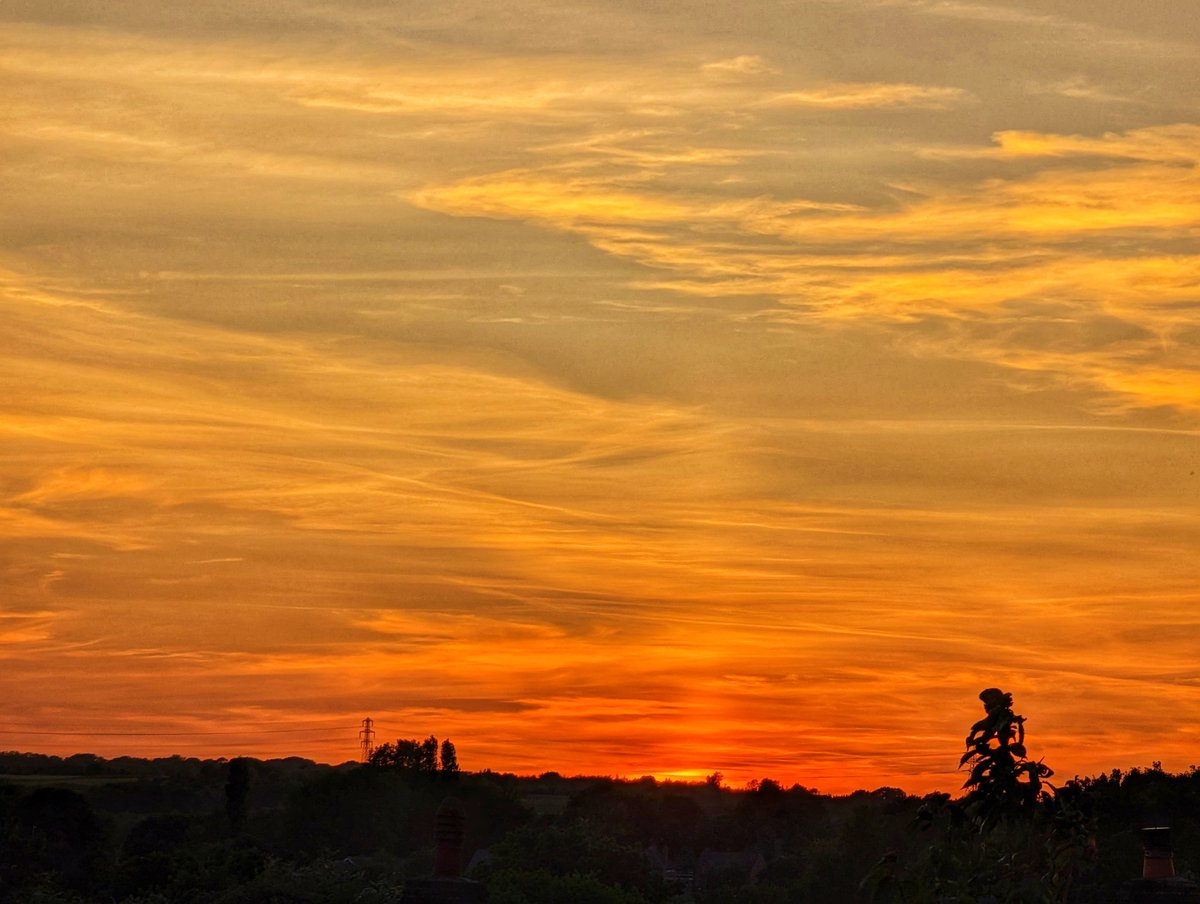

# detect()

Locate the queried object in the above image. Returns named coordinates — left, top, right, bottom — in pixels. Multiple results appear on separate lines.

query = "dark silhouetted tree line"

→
left=368, top=736, right=459, bottom=779
left=5, top=701, right=1200, bottom=903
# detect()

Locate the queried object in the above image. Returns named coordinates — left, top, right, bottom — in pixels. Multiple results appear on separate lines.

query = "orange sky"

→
left=3, top=0, right=1200, bottom=795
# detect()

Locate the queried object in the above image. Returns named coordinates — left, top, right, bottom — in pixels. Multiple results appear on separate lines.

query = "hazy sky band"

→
left=3, top=0, right=1199, bottom=792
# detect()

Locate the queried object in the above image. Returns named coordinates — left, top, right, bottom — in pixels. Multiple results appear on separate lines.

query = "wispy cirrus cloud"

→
left=410, top=119, right=1200, bottom=417
left=927, top=123, right=1200, bottom=160
left=4, top=0, right=1200, bottom=791
left=701, top=54, right=776, bottom=78
left=759, top=82, right=970, bottom=109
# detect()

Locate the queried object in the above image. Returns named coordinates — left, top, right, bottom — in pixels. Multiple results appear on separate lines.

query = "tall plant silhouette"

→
left=960, top=687, right=1053, bottom=828
left=866, top=688, right=1093, bottom=903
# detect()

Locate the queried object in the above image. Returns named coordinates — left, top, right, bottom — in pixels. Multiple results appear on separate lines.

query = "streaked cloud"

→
left=701, top=54, right=775, bottom=78
left=935, top=123, right=1200, bottom=160
left=759, top=83, right=970, bottom=109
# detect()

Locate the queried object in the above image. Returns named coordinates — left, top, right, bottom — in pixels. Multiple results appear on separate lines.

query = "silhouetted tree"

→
left=368, top=741, right=396, bottom=769
left=13, top=787, right=110, bottom=895
left=440, top=738, right=460, bottom=777
left=418, top=735, right=439, bottom=773
left=369, top=735, right=456, bottom=778
left=225, top=757, right=252, bottom=836
left=370, top=738, right=433, bottom=772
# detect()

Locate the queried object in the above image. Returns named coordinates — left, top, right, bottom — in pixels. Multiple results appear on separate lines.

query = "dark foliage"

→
left=368, top=735, right=462, bottom=778
left=284, top=767, right=417, bottom=856
left=473, top=820, right=664, bottom=904
left=960, top=687, right=1055, bottom=828
left=440, top=739, right=460, bottom=778
left=10, top=787, right=111, bottom=897
left=225, top=758, right=252, bottom=837
left=4, top=727, right=1200, bottom=904
left=865, top=689, right=1097, bottom=904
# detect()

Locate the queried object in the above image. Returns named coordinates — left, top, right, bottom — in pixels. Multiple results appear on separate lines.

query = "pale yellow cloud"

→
left=759, top=82, right=970, bottom=109
left=1036, top=76, right=1136, bottom=105
left=701, top=54, right=775, bottom=78
left=930, top=123, right=1200, bottom=161
left=14, top=467, right=162, bottom=505
left=410, top=121, right=1200, bottom=416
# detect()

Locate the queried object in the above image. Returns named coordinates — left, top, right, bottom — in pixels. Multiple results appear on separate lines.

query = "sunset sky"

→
left=3, top=0, right=1200, bottom=794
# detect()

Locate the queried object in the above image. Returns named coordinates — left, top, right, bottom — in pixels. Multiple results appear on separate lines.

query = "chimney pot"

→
left=1142, top=826, right=1175, bottom=881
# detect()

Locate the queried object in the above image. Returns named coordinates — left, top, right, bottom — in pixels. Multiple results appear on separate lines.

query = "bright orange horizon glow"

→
left=4, top=2, right=1200, bottom=799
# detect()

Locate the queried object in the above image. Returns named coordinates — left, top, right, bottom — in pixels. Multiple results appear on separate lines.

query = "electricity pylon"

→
left=358, top=716, right=375, bottom=762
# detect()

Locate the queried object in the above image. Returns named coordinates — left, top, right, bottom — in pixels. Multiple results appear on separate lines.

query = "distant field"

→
left=0, top=774, right=138, bottom=786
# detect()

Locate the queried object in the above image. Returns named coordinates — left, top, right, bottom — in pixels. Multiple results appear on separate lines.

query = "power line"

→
left=0, top=727, right=352, bottom=737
